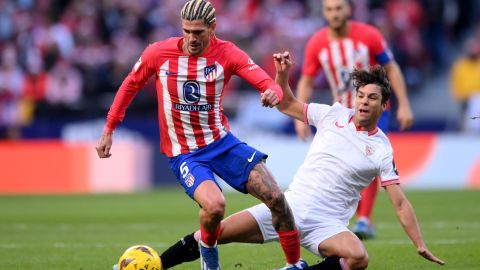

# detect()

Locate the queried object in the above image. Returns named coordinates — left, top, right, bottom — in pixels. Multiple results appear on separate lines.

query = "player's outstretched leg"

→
left=246, top=162, right=302, bottom=267
left=160, top=232, right=200, bottom=269
left=303, top=256, right=349, bottom=270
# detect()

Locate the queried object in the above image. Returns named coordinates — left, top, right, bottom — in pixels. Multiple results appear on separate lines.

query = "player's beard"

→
left=329, top=17, right=348, bottom=33
left=186, top=41, right=202, bottom=56
left=185, top=37, right=210, bottom=56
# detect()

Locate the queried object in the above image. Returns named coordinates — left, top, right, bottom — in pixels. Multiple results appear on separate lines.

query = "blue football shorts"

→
left=168, top=132, right=267, bottom=198
left=378, top=110, right=390, bottom=133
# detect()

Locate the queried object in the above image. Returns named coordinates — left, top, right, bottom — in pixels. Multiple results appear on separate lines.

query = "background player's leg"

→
left=246, top=162, right=301, bottom=266
left=353, top=177, right=379, bottom=239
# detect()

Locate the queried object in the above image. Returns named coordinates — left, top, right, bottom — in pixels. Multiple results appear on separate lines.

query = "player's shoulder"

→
left=371, top=129, right=393, bottom=153
left=214, top=37, right=242, bottom=53
left=214, top=37, right=233, bottom=46
left=308, top=28, right=329, bottom=44
left=350, top=21, right=377, bottom=31
left=331, top=102, right=352, bottom=116
left=314, top=102, right=350, bottom=123
left=350, top=21, right=383, bottom=37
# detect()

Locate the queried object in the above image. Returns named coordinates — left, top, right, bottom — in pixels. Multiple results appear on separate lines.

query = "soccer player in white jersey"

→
left=295, top=0, right=415, bottom=240
left=95, top=1, right=302, bottom=269
left=156, top=53, right=444, bottom=270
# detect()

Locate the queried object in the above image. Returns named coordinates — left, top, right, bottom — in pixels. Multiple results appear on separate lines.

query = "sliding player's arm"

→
left=269, top=52, right=305, bottom=121
left=384, top=184, right=444, bottom=265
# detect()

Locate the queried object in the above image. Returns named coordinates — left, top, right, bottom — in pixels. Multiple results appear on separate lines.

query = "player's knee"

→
left=348, top=250, right=369, bottom=270
left=203, top=198, right=226, bottom=220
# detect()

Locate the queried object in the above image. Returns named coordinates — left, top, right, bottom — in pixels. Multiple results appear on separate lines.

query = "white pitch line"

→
left=3, top=223, right=177, bottom=231
left=225, top=238, right=480, bottom=247
left=365, top=238, right=480, bottom=245
left=0, top=244, right=19, bottom=249
left=1, top=238, right=479, bottom=250
left=373, top=221, right=480, bottom=229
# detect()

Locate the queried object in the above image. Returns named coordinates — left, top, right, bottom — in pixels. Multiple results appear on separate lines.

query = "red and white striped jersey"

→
left=105, top=37, right=282, bottom=157
left=302, top=21, right=393, bottom=108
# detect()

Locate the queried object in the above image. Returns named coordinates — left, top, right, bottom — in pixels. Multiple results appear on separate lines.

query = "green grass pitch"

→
left=1, top=188, right=479, bottom=269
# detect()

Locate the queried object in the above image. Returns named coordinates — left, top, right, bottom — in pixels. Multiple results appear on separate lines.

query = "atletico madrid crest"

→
left=204, top=65, right=217, bottom=82
left=185, top=173, right=195, bottom=187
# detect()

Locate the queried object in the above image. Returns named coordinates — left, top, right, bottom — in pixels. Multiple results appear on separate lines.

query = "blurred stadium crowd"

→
left=0, top=0, right=479, bottom=139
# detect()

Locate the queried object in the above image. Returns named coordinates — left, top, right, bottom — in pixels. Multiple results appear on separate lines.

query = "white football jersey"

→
left=286, top=102, right=399, bottom=225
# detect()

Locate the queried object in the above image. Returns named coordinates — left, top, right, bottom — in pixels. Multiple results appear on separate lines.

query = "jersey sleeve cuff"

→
left=381, top=179, right=400, bottom=187
left=269, top=84, right=284, bottom=103
left=104, top=118, right=119, bottom=134
left=303, top=103, right=309, bottom=125
left=103, top=127, right=114, bottom=134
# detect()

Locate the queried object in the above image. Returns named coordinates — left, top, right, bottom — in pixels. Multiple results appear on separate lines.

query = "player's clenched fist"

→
left=96, top=132, right=113, bottom=158
left=261, top=89, right=280, bottom=108
left=273, top=51, right=292, bottom=73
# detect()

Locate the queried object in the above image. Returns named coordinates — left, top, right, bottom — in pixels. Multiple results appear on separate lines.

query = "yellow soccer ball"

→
left=118, top=245, right=162, bottom=270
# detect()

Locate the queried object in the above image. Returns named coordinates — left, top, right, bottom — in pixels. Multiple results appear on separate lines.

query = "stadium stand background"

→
left=0, top=0, right=479, bottom=193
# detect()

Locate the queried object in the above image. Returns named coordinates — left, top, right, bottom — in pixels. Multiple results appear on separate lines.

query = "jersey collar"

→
left=349, top=116, right=379, bottom=136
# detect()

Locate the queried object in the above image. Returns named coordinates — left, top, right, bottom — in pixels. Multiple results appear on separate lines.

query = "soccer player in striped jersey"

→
left=157, top=54, right=444, bottom=270
left=294, top=0, right=414, bottom=239
left=96, top=1, right=301, bottom=269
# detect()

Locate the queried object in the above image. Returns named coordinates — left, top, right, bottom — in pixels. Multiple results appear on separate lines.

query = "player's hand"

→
left=418, top=247, right=445, bottom=265
left=261, top=89, right=280, bottom=108
left=397, top=104, right=414, bottom=130
left=294, top=119, right=311, bottom=141
left=96, top=132, right=113, bottom=158
left=273, top=52, right=292, bottom=88
left=273, top=51, right=292, bottom=74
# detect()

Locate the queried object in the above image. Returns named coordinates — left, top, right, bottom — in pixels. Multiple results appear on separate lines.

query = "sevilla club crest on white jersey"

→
left=365, top=145, right=374, bottom=156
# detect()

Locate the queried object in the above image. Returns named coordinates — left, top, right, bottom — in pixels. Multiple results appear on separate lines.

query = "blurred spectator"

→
left=0, top=0, right=477, bottom=137
left=450, top=33, right=480, bottom=133
left=22, top=48, right=47, bottom=126
left=45, top=58, right=83, bottom=108
left=384, top=0, right=426, bottom=89
left=0, top=44, right=25, bottom=139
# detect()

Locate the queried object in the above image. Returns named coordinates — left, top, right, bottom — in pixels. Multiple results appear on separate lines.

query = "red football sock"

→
left=200, top=224, right=221, bottom=247
left=357, top=177, right=379, bottom=221
left=277, top=227, right=300, bottom=264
